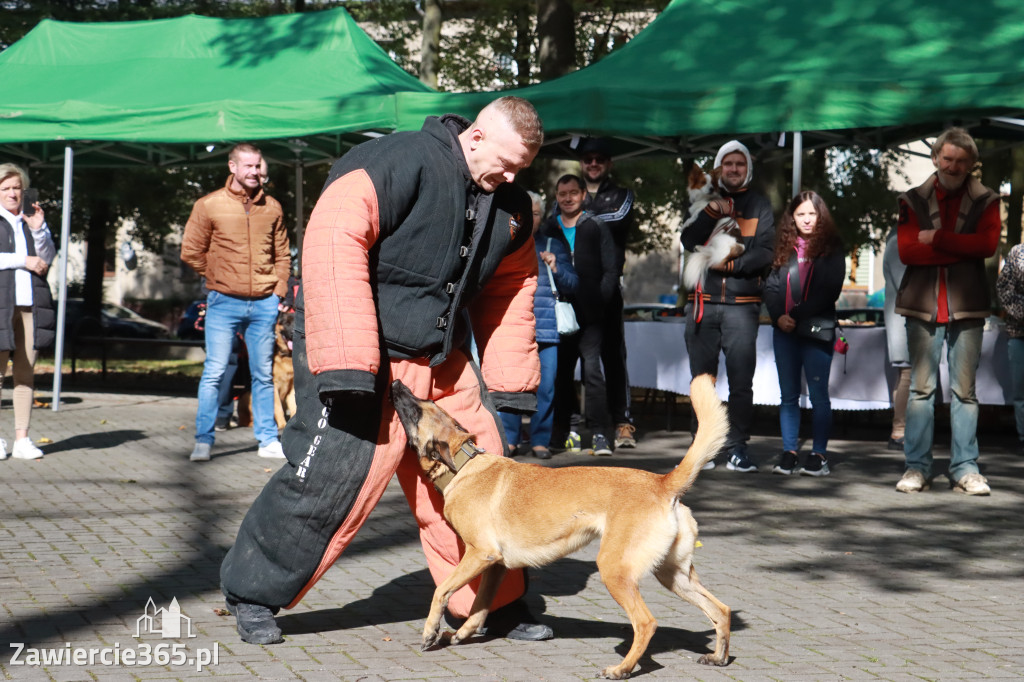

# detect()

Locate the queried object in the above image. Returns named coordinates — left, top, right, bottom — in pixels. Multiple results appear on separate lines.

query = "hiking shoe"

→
left=0, top=438, right=7, bottom=461
left=896, top=469, right=928, bottom=493
left=772, top=450, right=798, bottom=476
left=726, top=450, right=757, bottom=472
left=592, top=434, right=613, bottom=456
left=226, top=600, right=283, bottom=645
left=258, top=441, right=286, bottom=459
left=887, top=437, right=905, bottom=451
left=12, top=438, right=43, bottom=460
left=799, top=452, right=830, bottom=477
left=564, top=431, right=582, bottom=453
left=444, top=600, right=553, bottom=641
left=614, top=423, right=637, bottom=449
left=954, top=472, right=990, bottom=496
left=189, top=442, right=212, bottom=462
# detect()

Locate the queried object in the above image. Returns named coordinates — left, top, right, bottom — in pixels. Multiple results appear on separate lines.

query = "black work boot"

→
left=444, top=599, right=553, bottom=641
left=226, top=600, right=284, bottom=645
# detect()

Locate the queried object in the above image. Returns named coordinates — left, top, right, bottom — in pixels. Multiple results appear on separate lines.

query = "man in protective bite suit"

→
left=220, top=96, right=551, bottom=645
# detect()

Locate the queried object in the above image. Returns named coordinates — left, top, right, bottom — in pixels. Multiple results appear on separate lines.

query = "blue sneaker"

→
left=726, top=450, right=757, bottom=473
left=564, top=431, right=582, bottom=453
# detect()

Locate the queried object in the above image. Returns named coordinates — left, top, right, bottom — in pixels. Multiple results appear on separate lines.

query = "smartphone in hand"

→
left=22, top=188, right=39, bottom=217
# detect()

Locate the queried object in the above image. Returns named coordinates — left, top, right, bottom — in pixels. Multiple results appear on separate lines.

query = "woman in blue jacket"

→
left=764, top=191, right=845, bottom=477
left=501, top=192, right=578, bottom=459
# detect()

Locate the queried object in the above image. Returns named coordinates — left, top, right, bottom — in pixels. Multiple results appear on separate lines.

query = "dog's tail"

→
left=682, top=249, right=714, bottom=291
left=662, top=374, right=728, bottom=497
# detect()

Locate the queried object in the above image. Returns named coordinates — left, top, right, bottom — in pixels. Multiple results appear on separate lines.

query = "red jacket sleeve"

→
left=468, top=234, right=541, bottom=395
left=301, top=170, right=382, bottom=383
left=931, top=201, right=1001, bottom=260
left=896, top=198, right=959, bottom=266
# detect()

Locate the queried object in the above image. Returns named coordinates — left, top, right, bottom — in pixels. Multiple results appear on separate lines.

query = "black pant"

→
left=552, top=322, right=610, bottom=444
left=601, top=295, right=631, bottom=426
left=684, top=302, right=760, bottom=452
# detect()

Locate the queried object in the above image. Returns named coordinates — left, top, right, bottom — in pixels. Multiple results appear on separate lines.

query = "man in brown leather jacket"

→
left=894, top=128, right=1000, bottom=496
left=181, top=143, right=291, bottom=463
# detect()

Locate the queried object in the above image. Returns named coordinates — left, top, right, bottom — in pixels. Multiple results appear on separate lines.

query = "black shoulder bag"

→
left=788, top=251, right=837, bottom=344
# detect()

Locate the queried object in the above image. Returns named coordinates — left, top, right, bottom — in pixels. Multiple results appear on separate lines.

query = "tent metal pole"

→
left=51, top=146, right=74, bottom=412
left=792, top=131, right=803, bottom=197
left=295, top=160, right=304, bottom=277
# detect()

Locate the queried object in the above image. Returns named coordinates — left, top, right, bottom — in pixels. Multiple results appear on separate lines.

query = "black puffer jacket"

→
left=0, top=216, right=55, bottom=351
left=681, top=188, right=775, bottom=304
left=540, top=214, right=617, bottom=327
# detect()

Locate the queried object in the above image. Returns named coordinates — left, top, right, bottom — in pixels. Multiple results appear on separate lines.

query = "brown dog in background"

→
left=390, top=374, right=731, bottom=680
left=272, top=310, right=296, bottom=428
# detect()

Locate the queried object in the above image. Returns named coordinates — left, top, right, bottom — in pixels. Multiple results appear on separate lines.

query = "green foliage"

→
left=813, top=147, right=910, bottom=255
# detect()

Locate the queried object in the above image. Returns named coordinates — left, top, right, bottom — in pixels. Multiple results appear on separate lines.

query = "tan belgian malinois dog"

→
left=390, top=374, right=731, bottom=679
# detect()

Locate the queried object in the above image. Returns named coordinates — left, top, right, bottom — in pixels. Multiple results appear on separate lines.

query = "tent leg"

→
left=295, top=161, right=304, bottom=278
left=51, top=146, right=74, bottom=412
left=792, top=131, right=803, bottom=197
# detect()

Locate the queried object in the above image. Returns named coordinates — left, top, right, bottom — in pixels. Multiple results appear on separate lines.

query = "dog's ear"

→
left=426, top=438, right=458, bottom=472
left=687, top=163, right=706, bottom=189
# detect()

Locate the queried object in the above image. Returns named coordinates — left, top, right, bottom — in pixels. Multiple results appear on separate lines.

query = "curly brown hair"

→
left=772, top=191, right=842, bottom=268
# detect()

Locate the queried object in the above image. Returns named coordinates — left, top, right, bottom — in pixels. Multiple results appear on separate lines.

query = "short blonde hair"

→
left=0, top=163, right=29, bottom=189
left=932, top=127, right=978, bottom=164
left=228, top=143, right=262, bottom=163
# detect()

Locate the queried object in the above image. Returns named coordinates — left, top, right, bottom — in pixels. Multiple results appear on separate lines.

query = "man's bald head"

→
left=459, top=97, right=543, bottom=192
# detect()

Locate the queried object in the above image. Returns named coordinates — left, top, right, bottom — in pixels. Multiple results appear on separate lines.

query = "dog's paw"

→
left=421, top=627, right=443, bottom=651
left=598, top=665, right=632, bottom=679
left=697, top=653, right=729, bottom=666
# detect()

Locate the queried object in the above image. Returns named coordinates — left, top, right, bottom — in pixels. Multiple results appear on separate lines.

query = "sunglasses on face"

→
left=581, top=155, right=609, bottom=165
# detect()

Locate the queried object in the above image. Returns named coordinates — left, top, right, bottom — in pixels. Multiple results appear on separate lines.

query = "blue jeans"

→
left=217, top=335, right=242, bottom=420
left=904, top=318, right=983, bottom=480
left=773, top=328, right=833, bottom=454
left=685, top=302, right=760, bottom=452
left=196, top=291, right=280, bottom=447
left=501, top=343, right=557, bottom=448
left=1008, top=337, right=1024, bottom=443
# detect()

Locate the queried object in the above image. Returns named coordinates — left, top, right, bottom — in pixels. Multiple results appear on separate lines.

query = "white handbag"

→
left=546, top=238, right=579, bottom=335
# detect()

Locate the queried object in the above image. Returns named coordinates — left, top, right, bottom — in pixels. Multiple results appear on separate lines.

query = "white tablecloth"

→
left=625, top=321, right=1012, bottom=410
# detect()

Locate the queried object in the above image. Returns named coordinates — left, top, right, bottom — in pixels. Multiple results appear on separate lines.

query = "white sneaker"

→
left=12, top=438, right=43, bottom=460
left=189, top=442, right=212, bottom=462
left=896, top=469, right=927, bottom=493
left=258, top=441, right=286, bottom=459
left=954, top=472, right=990, bottom=496
left=0, top=438, right=8, bottom=460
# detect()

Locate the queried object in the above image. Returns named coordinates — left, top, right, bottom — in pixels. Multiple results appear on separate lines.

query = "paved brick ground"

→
left=1, top=388, right=1023, bottom=681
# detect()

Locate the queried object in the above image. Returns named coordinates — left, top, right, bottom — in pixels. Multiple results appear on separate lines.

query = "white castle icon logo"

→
left=135, top=597, right=196, bottom=639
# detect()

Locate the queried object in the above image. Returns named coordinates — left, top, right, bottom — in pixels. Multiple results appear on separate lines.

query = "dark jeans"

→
left=684, top=302, right=760, bottom=452
left=553, top=322, right=610, bottom=444
left=773, top=327, right=834, bottom=454
left=601, top=295, right=632, bottom=426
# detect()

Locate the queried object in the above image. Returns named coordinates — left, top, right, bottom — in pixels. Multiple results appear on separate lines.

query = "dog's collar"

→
left=433, top=441, right=485, bottom=494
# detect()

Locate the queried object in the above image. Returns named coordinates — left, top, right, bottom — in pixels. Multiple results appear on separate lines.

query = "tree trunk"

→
left=419, top=0, right=442, bottom=89
left=514, top=1, right=532, bottom=88
left=83, top=173, right=114, bottom=317
left=537, top=0, right=575, bottom=81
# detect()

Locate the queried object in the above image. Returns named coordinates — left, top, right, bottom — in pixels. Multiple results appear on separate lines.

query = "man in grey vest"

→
left=894, top=128, right=1000, bottom=495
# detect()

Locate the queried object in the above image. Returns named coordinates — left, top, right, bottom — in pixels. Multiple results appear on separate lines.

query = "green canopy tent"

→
left=395, top=0, right=1024, bottom=163
left=0, top=8, right=432, bottom=166
left=0, top=8, right=434, bottom=409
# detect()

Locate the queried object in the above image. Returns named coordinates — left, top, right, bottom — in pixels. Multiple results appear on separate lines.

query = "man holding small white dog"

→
left=681, top=141, right=775, bottom=472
